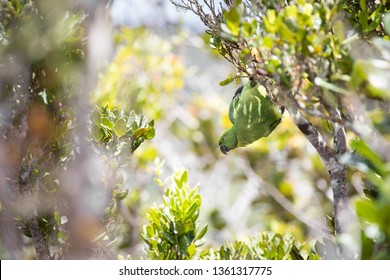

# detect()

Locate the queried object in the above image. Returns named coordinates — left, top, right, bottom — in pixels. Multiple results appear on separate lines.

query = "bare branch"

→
left=238, top=157, right=328, bottom=234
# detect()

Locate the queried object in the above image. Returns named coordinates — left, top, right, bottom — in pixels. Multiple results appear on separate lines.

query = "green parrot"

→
left=219, top=80, right=283, bottom=154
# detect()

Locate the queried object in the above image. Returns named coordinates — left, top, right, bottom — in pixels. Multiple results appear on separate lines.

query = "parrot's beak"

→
left=220, top=145, right=230, bottom=155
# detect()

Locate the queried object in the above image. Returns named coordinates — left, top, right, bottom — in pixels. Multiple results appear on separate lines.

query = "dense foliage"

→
left=142, top=166, right=315, bottom=260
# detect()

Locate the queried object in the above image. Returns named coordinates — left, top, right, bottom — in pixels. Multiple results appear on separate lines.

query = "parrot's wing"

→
left=233, top=83, right=265, bottom=125
left=228, top=86, right=243, bottom=124
left=233, top=83, right=282, bottom=146
left=268, top=118, right=282, bottom=133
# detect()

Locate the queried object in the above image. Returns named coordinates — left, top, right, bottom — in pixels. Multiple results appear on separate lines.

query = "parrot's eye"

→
left=222, top=137, right=225, bottom=141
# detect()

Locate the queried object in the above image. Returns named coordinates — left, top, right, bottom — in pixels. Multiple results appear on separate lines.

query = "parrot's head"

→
left=218, top=127, right=238, bottom=155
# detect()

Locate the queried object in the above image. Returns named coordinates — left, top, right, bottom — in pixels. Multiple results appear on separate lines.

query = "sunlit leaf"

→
left=101, top=117, right=113, bottom=129
left=91, top=125, right=104, bottom=141
left=355, top=199, right=379, bottom=224
left=223, top=7, right=240, bottom=36
left=196, top=224, right=208, bottom=240
left=219, top=76, right=234, bottom=86
left=113, top=118, right=127, bottom=138
left=314, top=77, right=349, bottom=94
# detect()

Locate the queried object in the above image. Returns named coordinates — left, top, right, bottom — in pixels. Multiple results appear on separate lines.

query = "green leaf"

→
left=91, top=125, right=104, bottom=141
left=333, top=20, right=345, bottom=42
left=114, top=189, right=128, bottom=201
left=113, top=118, right=127, bottom=138
left=224, top=7, right=240, bottom=36
left=154, top=178, right=163, bottom=187
left=359, top=0, right=367, bottom=11
left=91, top=110, right=102, bottom=123
left=180, top=170, right=188, bottom=186
left=127, top=110, right=136, bottom=127
left=314, top=77, right=349, bottom=95
left=178, top=235, right=191, bottom=256
left=384, top=13, right=390, bottom=35
left=263, top=36, right=274, bottom=49
left=263, top=9, right=276, bottom=34
left=285, top=5, right=298, bottom=20
left=196, top=224, right=208, bottom=240
left=146, top=127, right=155, bottom=140
left=355, top=198, right=379, bottom=224
left=359, top=10, right=369, bottom=31
left=162, top=232, right=176, bottom=244
left=133, top=127, right=147, bottom=139
left=367, top=13, right=381, bottom=32
left=290, top=245, right=304, bottom=260
left=145, top=225, right=155, bottom=238
left=209, top=36, right=221, bottom=49
left=219, top=76, right=234, bottom=86
left=350, top=138, right=386, bottom=175
left=187, top=243, right=196, bottom=258
left=54, top=211, right=61, bottom=225
left=101, top=117, right=113, bottom=129
left=185, top=201, right=199, bottom=220
left=266, top=9, right=276, bottom=25
left=278, top=22, right=295, bottom=43
left=242, top=22, right=256, bottom=38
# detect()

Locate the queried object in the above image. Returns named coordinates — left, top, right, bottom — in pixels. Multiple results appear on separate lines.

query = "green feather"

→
left=228, top=86, right=243, bottom=124
left=219, top=81, right=282, bottom=154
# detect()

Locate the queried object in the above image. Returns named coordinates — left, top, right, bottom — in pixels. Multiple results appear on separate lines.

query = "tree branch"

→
left=281, top=91, right=353, bottom=257
left=238, top=158, right=328, bottom=234
left=19, top=149, right=51, bottom=260
left=294, top=95, right=390, bottom=162
left=0, top=58, right=52, bottom=259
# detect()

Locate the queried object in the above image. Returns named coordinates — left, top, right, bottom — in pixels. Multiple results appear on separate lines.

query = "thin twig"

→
left=238, top=157, right=328, bottom=234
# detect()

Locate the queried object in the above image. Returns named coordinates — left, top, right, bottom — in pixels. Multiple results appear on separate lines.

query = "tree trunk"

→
left=0, top=58, right=52, bottom=259
left=284, top=92, right=352, bottom=258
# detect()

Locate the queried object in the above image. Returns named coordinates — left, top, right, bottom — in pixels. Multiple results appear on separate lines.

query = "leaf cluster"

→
left=212, top=232, right=319, bottom=260
left=91, top=105, right=155, bottom=156
left=142, top=167, right=317, bottom=260
left=341, top=0, right=390, bottom=37
left=143, top=169, right=207, bottom=259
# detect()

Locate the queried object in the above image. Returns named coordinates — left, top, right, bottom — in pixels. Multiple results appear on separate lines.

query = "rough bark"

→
left=285, top=94, right=350, bottom=232
left=332, top=121, right=349, bottom=236
left=19, top=151, right=51, bottom=260
left=283, top=92, right=354, bottom=258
